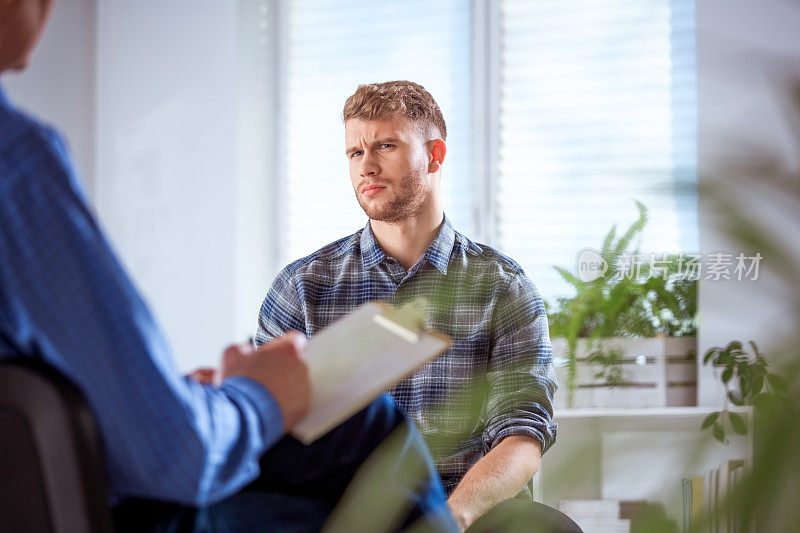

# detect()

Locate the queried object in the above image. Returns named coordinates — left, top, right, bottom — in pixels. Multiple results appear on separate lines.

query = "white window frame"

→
left=470, top=0, right=501, bottom=246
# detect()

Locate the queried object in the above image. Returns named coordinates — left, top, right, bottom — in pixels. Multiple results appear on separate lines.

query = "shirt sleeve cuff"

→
left=484, top=419, right=558, bottom=455
left=219, top=376, right=285, bottom=449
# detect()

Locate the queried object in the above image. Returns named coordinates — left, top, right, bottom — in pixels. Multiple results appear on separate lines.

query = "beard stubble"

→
left=355, top=167, right=429, bottom=223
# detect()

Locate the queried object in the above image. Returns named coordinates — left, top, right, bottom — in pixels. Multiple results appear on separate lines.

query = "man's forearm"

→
left=447, top=435, right=542, bottom=531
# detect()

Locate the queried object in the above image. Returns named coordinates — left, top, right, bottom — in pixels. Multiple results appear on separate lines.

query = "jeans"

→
left=468, top=500, right=584, bottom=533
left=114, top=394, right=458, bottom=532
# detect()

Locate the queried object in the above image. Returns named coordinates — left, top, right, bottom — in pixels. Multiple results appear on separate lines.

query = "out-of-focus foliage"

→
left=684, top=83, right=800, bottom=532
left=701, top=340, right=790, bottom=444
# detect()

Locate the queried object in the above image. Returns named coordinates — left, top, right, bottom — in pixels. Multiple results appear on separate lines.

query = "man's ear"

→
left=428, top=139, right=447, bottom=173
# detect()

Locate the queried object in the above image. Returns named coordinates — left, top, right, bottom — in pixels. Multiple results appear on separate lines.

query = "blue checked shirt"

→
left=0, top=85, right=283, bottom=506
left=257, top=216, right=558, bottom=493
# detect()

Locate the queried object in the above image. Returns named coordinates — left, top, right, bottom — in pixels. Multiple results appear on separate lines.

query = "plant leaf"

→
left=601, top=225, right=617, bottom=257
left=712, top=423, right=728, bottom=445
left=553, top=265, right=585, bottom=289
left=611, top=200, right=648, bottom=258
left=729, top=412, right=748, bottom=435
left=766, top=373, right=788, bottom=394
left=704, top=347, right=720, bottom=364
left=728, top=390, right=744, bottom=406
left=702, top=412, right=720, bottom=429
left=752, top=374, right=764, bottom=395
left=748, top=340, right=761, bottom=357
left=740, top=372, right=751, bottom=399
left=722, top=366, right=734, bottom=384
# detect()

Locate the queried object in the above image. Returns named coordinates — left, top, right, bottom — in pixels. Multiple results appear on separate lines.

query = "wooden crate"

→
left=552, top=337, right=697, bottom=409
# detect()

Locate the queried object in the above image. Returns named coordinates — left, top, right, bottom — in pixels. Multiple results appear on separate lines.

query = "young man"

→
left=258, top=81, right=559, bottom=530
left=0, top=3, right=456, bottom=531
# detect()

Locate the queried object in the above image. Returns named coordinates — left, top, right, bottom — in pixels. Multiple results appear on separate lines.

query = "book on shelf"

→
left=717, top=461, right=729, bottom=533
left=731, top=465, right=744, bottom=533
left=681, top=458, right=746, bottom=533
left=717, top=458, right=745, bottom=533
left=681, top=475, right=705, bottom=533
left=706, top=468, right=717, bottom=533
left=691, top=475, right=705, bottom=527
left=290, top=299, right=451, bottom=444
left=682, top=478, right=692, bottom=533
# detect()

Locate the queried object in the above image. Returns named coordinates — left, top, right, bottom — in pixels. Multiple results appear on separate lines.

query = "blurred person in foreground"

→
left=0, top=2, right=458, bottom=531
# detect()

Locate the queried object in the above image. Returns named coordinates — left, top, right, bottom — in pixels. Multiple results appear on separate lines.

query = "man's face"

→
left=0, top=0, right=54, bottom=72
left=345, top=115, right=436, bottom=223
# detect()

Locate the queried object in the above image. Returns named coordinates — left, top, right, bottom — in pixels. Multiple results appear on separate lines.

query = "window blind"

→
left=282, top=0, right=472, bottom=264
left=497, top=0, right=697, bottom=300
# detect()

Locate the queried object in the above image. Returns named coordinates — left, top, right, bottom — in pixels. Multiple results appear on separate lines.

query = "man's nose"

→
left=360, top=151, right=379, bottom=177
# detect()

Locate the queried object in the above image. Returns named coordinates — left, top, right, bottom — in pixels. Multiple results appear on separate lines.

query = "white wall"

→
left=5, top=0, right=279, bottom=373
left=95, top=0, right=274, bottom=372
left=4, top=0, right=97, bottom=193
left=697, top=0, right=800, bottom=405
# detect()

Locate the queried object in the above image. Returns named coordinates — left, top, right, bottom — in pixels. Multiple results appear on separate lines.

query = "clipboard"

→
left=291, top=299, right=451, bottom=444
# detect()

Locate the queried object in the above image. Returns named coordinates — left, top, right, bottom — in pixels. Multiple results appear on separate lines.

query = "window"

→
left=280, top=0, right=472, bottom=263
left=497, top=0, right=697, bottom=297
left=271, top=0, right=697, bottom=300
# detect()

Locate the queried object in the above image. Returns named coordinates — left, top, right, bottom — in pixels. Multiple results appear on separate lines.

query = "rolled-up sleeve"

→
left=483, top=273, right=558, bottom=454
left=255, top=267, right=307, bottom=346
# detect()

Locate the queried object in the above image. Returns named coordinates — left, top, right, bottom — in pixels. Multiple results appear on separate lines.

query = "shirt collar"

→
left=359, top=214, right=456, bottom=275
left=360, top=221, right=387, bottom=271
left=422, top=215, right=456, bottom=274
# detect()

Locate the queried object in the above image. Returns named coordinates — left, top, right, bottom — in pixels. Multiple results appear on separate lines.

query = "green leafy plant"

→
left=588, top=347, right=627, bottom=388
left=547, top=201, right=698, bottom=406
left=701, top=340, right=790, bottom=444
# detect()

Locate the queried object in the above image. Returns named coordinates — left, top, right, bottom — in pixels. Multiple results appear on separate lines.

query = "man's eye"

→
left=380, top=144, right=394, bottom=149
left=350, top=151, right=363, bottom=158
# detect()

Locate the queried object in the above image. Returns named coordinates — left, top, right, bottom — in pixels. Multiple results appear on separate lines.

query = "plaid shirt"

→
left=257, top=216, right=558, bottom=493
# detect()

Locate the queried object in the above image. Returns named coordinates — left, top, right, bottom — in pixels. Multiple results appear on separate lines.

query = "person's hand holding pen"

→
left=188, top=332, right=312, bottom=432
left=187, top=337, right=259, bottom=386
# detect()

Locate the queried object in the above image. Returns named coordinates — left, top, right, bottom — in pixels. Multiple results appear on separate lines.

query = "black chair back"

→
left=0, top=359, right=114, bottom=533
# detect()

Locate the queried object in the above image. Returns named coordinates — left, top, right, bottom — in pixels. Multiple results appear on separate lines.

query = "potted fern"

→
left=548, top=202, right=698, bottom=408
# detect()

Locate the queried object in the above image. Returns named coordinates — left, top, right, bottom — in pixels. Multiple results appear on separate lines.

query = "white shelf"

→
left=552, top=406, right=752, bottom=434
left=537, top=406, right=753, bottom=528
left=555, top=406, right=722, bottom=419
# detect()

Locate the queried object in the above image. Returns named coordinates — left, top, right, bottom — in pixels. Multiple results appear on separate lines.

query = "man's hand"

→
left=219, top=332, right=312, bottom=432
left=187, top=367, right=217, bottom=385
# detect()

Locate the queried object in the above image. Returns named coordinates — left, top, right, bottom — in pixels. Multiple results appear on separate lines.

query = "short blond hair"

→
left=342, top=80, right=447, bottom=140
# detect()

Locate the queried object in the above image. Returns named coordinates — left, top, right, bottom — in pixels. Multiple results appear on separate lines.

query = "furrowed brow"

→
left=346, top=138, right=401, bottom=155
